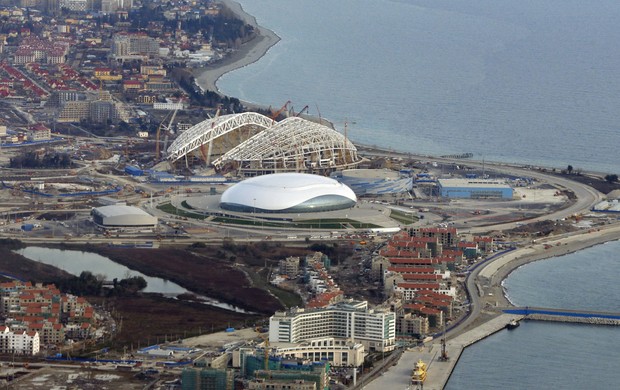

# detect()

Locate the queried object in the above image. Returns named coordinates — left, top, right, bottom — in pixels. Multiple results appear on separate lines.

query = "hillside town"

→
left=0, top=1, right=619, bottom=390
left=0, top=0, right=248, bottom=145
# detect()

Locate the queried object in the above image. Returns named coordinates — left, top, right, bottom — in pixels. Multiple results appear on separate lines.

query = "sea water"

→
left=218, top=1, right=620, bottom=386
left=446, top=241, right=620, bottom=388
left=219, top=0, right=620, bottom=174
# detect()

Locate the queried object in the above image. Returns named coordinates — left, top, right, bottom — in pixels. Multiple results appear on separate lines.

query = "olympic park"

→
left=147, top=112, right=416, bottom=233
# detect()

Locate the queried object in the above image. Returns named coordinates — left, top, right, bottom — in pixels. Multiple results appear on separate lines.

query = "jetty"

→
left=363, top=313, right=521, bottom=390
left=503, top=307, right=620, bottom=326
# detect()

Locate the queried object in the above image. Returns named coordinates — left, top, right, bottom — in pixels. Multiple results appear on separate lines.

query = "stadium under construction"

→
left=165, top=112, right=363, bottom=177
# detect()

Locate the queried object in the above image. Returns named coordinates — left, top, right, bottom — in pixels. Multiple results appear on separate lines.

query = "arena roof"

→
left=213, top=116, right=361, bottom=174
left=165, top=113, right=361, bottom=174
left=91, top=205, right=157, bottom=227
left=220, top=173, right=357, bottom=213
left=437, top=178, right=511, bottom=188
left=166, top=112, right=274, bottom=163
left=340, top=169, right=401, bottom=180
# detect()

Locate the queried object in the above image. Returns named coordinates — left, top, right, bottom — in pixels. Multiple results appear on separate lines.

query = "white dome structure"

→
left=220, top=173, right=357, bottom=213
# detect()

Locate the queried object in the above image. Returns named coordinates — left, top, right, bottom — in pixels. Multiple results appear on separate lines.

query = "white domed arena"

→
left=220, top=173, right=357, bottom=213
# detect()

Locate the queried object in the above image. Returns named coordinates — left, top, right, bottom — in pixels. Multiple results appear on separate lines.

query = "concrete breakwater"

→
left=525, top=315, right=620, bottom=326
left=503, top=307, right=620, bottom=326
left=423, top=314, right=524, bottom=390
left=364, top=314, right=522, bottom=390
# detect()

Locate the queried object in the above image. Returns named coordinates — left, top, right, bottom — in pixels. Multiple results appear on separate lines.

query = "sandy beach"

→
left=194, top=0, right=280, bottom=94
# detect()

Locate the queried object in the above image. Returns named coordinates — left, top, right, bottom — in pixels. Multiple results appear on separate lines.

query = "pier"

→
left=363, top=313, right=521, bottom=390
left=502, top=306, right=620, bottom=326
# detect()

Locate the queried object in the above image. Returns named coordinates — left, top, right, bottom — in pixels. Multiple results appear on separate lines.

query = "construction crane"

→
left=204, top=105, right=221, bottom=165
left=295, top=105, right=309, bottom=117
left=270, top=100, right=291, bottom=122
left=258, top=333, right=270, bottom=371
left=155, top=102, right=182, bottom=159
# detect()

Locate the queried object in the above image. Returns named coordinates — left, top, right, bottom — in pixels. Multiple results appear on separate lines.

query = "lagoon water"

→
left=18, top=246, right=187, bottom=295
left=219, top=0, right=620, bottom=174
left=219, top=1, right=620, bottom=387
left=17, top=247, right=251, bottom=313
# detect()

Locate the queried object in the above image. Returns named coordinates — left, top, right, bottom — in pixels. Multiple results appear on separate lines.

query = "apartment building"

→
left=269, top=300, right=395, bottom=353
left=0, top=326, right=40, bottom=355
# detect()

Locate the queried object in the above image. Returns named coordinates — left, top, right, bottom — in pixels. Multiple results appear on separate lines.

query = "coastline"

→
left=481, top=223, right=620, bottom=308
left=179, top=2, right=620, bottom=388
left=195, top=0, right=620, bottom=324
left=194, top=0, right=280, bottom=95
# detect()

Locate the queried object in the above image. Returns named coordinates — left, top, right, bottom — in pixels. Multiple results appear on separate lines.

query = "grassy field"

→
left=159, top=202, right=381, bottom=229
left=245, top=266, right=303, bottom=309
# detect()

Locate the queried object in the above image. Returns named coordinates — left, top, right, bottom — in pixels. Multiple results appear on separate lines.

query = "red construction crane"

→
left=270, top=100, right=291, bottom=122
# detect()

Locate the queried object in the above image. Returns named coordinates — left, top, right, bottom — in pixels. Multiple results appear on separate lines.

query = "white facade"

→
left=269, top=300, right=395, bottom=353
left=59, top=0, right=87, bottom=11
left=153, top=102, right=185, bottom=111
left=220, top=173, right=357, bottom=213
left=273, top=337, right=365, bottom=367
left=28, top=128, right=51, bottom=142
left=0, top=326, right=40, bottom=355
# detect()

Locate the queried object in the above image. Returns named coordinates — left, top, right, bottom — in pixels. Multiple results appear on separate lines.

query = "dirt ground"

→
left=0, top=241, right=315, bottom=351
left=93, top=245, right=284, bottom=314
left=555, top=172, right=620, bottom=195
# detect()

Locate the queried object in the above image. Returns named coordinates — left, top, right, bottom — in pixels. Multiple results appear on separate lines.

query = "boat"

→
left=506, top=319, right=520, bottom=330
left=411, top=359, right=427, bottom=384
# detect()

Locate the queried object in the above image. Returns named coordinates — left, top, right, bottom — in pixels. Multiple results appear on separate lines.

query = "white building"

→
left=272, top=337, right=365, bottom=367
left=269, top=300, right=395, bottom=353
left=0, top=326, right=40, bottom=355
left=153, top=102, right=185, bottom=111
left=27, top=126, right=51, bottom=142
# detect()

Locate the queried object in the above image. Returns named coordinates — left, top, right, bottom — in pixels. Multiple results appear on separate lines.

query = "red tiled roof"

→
left=397, top=283, right=440, bottom=290
left=387, top=266, right=435, bottom=274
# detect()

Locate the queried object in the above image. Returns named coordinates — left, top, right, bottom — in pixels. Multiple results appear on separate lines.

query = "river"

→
left=16, top=247, right=253, bottom=314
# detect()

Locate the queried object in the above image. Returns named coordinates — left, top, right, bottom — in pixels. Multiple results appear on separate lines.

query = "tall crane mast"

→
left=295, top=105, right=309, bottom=117
left=270, top=100, right=291, bottom=122
left=155, top=102, right=182, bottom=159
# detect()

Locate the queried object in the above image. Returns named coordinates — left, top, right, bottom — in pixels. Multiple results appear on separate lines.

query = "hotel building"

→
left=269, top=300, right=395, bottom=353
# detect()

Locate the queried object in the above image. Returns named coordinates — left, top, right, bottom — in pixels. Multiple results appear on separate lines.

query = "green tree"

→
left=605, top=174, right=618, bottom=184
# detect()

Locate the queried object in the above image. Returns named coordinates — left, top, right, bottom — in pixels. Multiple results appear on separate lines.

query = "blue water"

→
left=218, top=0, right=620, bottom=174
left=445, top=241, right=620, bottom=389
left=445, top=321, right=619, bottom=390
left=217, top=2, right=620, bottom=387
left=503, top=240, right=620, bottom=312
